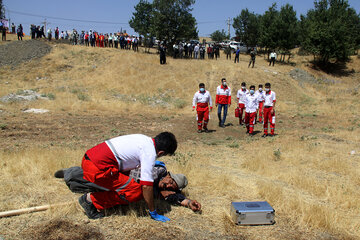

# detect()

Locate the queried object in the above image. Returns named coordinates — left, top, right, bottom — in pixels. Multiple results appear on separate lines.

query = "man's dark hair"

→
left=241, top=82, right=246, bottom=86
left=265, top=82, right=271, bottom=87
left=250, top=85, right=255, bottom=90
left=221, top=78, right=226, bottom=82
left=258, top=84, right=263, bottom=88
left=154, top=132, right=177, bottom=155
left=199, top=83, right=205, bottom=87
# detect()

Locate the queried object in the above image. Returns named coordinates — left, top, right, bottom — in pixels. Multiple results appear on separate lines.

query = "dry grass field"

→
left=0, top=35, right=359, bottom=240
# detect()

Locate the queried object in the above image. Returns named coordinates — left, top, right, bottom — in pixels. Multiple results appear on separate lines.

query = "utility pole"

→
left=227, top=17, right=231, bottom=40
left=41, top=18, right=50, bottom=33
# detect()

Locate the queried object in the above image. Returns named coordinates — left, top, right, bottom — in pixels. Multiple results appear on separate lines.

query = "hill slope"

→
left=0, top=39, right=359, bottom=239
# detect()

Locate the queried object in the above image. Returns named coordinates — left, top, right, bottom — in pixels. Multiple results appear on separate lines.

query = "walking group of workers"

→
left=192, top=79, right=276, bottom=137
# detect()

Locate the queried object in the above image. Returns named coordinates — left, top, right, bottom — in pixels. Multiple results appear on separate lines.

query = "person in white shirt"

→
left=192, top=83, right=213, bottom=133
left=79, top=132, right=177, bottom=221
left=236, top=82, right=249, bottom=125
left=194, top=44, right=200, bottom=59
left=262, top=82, right=276, bottom=137
left=255, top=84, right=265, bottom=123
left=269, top=50, right=277, bottom=66
left=244, top=85, right=259, bottom=135
left=47, top=28, right=52, bottom=41
left=108, top=33, right=113, bottom=48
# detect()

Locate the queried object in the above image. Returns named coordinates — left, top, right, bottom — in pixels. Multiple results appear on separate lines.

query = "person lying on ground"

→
left=54, top=161, right=201, bottom=219
left=54, top=132, right=177, bottom=221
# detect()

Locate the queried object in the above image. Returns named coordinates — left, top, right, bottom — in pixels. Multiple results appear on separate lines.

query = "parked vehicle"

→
left=229, top=41, right=248, bottom=53
left=190, top=39, right=200, bottom=45
left=220, top=40, right=231, bottom=49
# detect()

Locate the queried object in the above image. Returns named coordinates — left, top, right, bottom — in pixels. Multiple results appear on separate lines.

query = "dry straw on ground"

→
left=0, top=38, right=359, bottom=239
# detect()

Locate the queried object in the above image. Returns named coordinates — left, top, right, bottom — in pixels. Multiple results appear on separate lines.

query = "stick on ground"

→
left=0, top=202, right=72, bottom=218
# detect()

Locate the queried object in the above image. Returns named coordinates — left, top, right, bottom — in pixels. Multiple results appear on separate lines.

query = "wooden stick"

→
left=0, top=202, right=72, bottom=218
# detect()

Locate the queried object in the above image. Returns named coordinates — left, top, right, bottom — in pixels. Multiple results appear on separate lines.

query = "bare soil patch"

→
left=22, top=219, right=104, bottom=240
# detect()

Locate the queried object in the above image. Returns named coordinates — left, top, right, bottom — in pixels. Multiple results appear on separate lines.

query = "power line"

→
left=8, top=9, right=130, bottom=25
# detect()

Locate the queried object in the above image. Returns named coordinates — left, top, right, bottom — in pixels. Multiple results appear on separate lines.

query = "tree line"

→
left=227, top=0, right=360, bottom=64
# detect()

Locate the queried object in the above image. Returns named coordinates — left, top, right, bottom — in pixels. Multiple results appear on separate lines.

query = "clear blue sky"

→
left=3, top=0, right=360, bottom=37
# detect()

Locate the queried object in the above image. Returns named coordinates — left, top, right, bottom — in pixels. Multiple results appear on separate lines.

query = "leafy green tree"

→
left=129, top=0, right=153, bottom=51
left=233, top=9, right=260, bottom=47
left=0, top=0, right=4, bottom=19
left=210, top=29, right=228, bottom=42
left=150, top=0, right=198, bottom=50
left=258, top=3, right=279, bottom=58
left=276, top=4, right=299, bottom=61
left=301, top=0, right=360, bottom=63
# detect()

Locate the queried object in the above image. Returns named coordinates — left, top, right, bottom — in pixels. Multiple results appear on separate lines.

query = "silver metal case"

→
left=230, top=201, right=275, bottom=225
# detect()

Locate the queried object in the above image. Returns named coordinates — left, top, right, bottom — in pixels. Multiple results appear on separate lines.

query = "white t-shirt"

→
left=237, top=89, right=249, bottom=104
left=105, top=134, right=156, bottom=185
left=255, top=90, right=265, bottom=102
left=270, top=52, right=277, bottom=58
left=264, top=91, right=276, bottom=107
left=244, top=94, right=259, bottom=113
left=192, top=90, right=212, bottom=107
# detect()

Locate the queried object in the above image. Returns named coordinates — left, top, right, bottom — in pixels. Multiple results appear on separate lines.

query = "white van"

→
left=229, top=41, right=248, bottom=53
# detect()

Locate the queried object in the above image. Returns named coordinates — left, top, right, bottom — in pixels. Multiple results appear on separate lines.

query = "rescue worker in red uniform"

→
left=216, top=78, right=231, bottom=127
left=95, top=32, right=99, bottom=47
left=244, top=85, right=259, bottom=135
left=99, top=33, right=104, bottom=48
left=79, top=132, right=177, bottom=221
left=255, top=84, right=265, bottom=123
left=192, top=83, right=213, bottom=133
left=236, top=82, right=249, bottom=125
left=262, top=83, right=276, bottom=137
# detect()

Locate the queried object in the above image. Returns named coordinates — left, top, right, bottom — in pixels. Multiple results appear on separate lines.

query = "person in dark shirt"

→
left=159, top=44, right=167, bottom=65
left=248, top=48, right=256, bottom=68
left=54, top=162, right=201, bottom=216
left=234, top=47, right=240, bottom=63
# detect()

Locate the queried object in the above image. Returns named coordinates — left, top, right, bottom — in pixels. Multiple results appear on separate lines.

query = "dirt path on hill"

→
left=0, top=108, right=329, bottom=151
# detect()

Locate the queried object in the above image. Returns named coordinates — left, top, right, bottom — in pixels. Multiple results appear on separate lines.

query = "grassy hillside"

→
left=0, top=37, right=359, bottom=240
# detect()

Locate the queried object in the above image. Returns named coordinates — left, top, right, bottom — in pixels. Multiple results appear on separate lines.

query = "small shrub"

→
left=77, top=93, right=90, bottom=101
left=0, top=124, right=8, bottom=130
left=173, top=98, right=186, bottom=109
left=160, top=115, right=170, bottom=121
left=321, top=126, right=334, bottom=133
left=273, top=148, right=281, bottom=161
left=228, top=142, right=239, bottom=148
left=41, top=93, right=55, bottom=100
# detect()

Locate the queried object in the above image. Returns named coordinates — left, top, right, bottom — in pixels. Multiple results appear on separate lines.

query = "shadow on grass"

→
left=273, top=60, right=297, bottom=67
left=252, top=130, right=261, bottom=136
left=105, top=199, right=172, bottom=217
left=310, top=60, right=355, bottom=77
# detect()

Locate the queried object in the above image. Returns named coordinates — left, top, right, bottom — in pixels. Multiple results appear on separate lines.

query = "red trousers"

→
left=263, top=107, right=275, bottom=135
left=238, top=103, right=245, bottom=124
left=81, top=149, right=143, bottom=210
left=245, top=112, right=256, bottom=133
left=258, top=101, right=264, bottom=122
left=197, top=108, right=209, bottom=130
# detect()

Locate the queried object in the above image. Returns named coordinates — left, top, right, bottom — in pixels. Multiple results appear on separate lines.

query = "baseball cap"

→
left=169, top=172, right=188, bottom=190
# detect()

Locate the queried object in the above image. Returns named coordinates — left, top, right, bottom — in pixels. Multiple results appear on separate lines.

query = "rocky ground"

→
left=0, top=40, right=52, bottom=67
